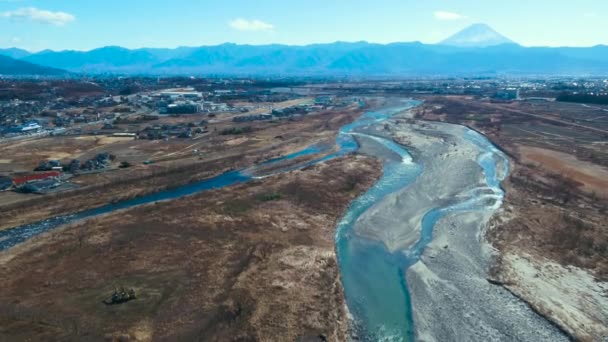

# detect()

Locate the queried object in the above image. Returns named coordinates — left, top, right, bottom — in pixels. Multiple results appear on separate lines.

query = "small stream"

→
left=0, top=101, right=415, bottom=251
left=0, top=100, right=508, bottom=342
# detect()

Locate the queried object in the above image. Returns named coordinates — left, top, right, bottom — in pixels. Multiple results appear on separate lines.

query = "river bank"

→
left=0, top=98, right=406, bottom=341
left=343, top=111, right=569, bottom=341
left=0, top=103, right=362, bottom=232
left=0, top=156, right=381, bottom=341
left=390, top=120, right=567, bottom=341
left=415, top=96, right=608, bottom=341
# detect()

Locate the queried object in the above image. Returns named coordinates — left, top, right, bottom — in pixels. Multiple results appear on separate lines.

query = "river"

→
left=335, top=101, right=509, bottom=341
left=0, top=100, right=415, bottom=251
left=0, top=99, right=508, bottom=342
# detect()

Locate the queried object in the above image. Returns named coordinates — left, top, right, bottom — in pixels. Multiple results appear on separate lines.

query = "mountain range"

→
left=0, top=54, right=66, bottom=76
left=1, top=24, right=607, bottom=77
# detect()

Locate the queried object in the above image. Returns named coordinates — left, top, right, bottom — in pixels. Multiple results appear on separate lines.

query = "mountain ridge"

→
left=0, top=48, right=31, bottom=59
left=0, top=55, right=67, bottom=76
left=1, top=25, right=607, bottom=76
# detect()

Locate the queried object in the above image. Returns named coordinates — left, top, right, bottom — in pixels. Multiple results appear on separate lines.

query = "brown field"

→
left=517, top=145, right=608, bottom=197
left=0, top=135, right=123, bottom=173
left=0, top=156, right=381, bottom=341
left=0, top=95, right=376, bottom=341
left=417, top=96, right=608, bottom=277
left=0, top=104, right=362, bottom=230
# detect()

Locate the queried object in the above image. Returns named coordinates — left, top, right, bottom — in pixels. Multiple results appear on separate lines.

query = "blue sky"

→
left=0, top=0, right=606, bottom=51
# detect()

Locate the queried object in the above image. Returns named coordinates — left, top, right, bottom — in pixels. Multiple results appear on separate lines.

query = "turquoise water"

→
left=0, top=100, right=509, bottom=342
left=335, top=117, right=509, bottom=341
left=334, top=101, right=424, bottom=341
left=0, top=101, right=418, bottom=251
left=336, top=160, right=421, bottom=341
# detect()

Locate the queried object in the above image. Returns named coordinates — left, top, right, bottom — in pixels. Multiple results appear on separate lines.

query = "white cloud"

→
left=229, top=18, right=274, bottom=32
left=0, top=7, right=75, bottom=26
left=11, top=37, right=21, bottom=43
left=434, top=11, right=467, bottom=21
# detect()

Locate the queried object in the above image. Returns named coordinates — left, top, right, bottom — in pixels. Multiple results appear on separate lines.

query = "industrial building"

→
left=157, top=88, right=203, bottom=99
left=166, top=102, right=201, bottom=114
left=12, top=171, right=62, bottom=186
left=10, top=122, right=42, bottom=133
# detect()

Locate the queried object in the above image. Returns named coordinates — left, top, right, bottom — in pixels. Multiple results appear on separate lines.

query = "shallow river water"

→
left=0, top=100, right=508, bottom=342
left=335, top=102, right=509, bottom=341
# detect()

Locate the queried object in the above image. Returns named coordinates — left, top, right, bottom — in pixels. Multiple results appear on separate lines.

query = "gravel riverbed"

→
left=354, top=116, right=568, bottom=341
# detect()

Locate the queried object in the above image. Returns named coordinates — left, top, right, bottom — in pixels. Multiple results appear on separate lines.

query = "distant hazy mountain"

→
left=5, top=25, right=608, bottom=76
left=0, top=55, right=66, bottom=76
left=23, top=46, right=162, bottom=71
left=441, top=23, right=515, bottom=47
left=556, top=45, right=608, bottom=62
left=0, top=48, right=32, bottom=59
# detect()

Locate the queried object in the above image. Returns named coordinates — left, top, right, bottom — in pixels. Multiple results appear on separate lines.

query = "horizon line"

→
left=3, top=41, right=608, bottom=54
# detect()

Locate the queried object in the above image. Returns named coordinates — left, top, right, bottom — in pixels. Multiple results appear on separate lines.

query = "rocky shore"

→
left=407, top=212, right=567, bottom=341
left=353, top=114, right=568, bottom=341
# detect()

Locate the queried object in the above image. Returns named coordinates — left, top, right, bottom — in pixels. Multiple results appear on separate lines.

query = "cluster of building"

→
left=35, top=153, right=114, bottom=174
left=0, top=152, right=117, bottom=194
left=328, top=78, right=608, bottom=101
left=0, top=95, right=135, bottom=138
left=0, top=171, right=62, bottom=194
left=0, top=78, right=311, bottom=140
left=80, top=153, right=114, bottom=171
left=0, top=99, right=45, bottom=129
left=232, top=103, right=318, bottom=123
left=137, top=121, right=208, bottom=140
left=110, top=88, right=231, bottom=116
left=274, top=104, right=317, bottom=117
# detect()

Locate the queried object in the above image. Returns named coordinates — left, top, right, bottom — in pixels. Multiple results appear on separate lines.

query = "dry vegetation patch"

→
left=0, top=156, right=381, bottom=341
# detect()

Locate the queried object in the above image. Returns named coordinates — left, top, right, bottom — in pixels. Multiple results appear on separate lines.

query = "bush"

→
left=342, top=173, right=362, bottom=192
left=220, top=126, right=253, bottom=135
left=221, top=199, right=253, bottom=215
left=257, top=192, right=281, bottom=202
